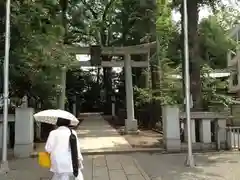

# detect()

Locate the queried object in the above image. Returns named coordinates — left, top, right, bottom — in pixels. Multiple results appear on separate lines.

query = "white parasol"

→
left=33, top=109, right=79, bottom=126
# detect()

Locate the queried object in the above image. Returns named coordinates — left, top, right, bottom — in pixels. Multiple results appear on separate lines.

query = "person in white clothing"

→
left=45, top=118, right=84, bottom=180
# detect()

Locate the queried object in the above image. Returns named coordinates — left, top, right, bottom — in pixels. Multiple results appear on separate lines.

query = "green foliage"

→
left=199, top=16, right=236, bottom=68
left=214, top=5, right=240, bottom=31
left=135, top=63, right=232, bottom=109
left=201, top=65, right=232, bottom=108
left=134, top=0, right=235, bottom=109
left=0, top=0, right=74, bottom=107
left=0, top=0, right=236, bottom=112
left=134, top=58, right=182, bottom=107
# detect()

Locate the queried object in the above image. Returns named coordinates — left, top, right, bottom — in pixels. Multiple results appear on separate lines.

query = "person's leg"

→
left=51, top=173, right=70, bottom=180
left=75, top=170, right=84, bottom=180
left=51, top=173, right=59, bottom=180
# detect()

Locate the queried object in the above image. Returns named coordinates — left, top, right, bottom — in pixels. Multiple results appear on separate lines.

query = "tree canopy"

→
left=0, top=0, right=238, bottom=124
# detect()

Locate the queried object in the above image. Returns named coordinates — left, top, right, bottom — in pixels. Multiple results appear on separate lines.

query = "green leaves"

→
left=0, top=0, right=74, bottom=105
left=198, top=16, right=234, bottom=68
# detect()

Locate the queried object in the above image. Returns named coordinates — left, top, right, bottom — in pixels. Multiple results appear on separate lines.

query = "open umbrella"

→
left=34, top=109, right=79, bottom=126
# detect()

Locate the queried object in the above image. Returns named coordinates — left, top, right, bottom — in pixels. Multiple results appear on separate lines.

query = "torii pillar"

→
left=124, top=54, right=138, bottom=133
left=59, top=67, right=67, bottom=110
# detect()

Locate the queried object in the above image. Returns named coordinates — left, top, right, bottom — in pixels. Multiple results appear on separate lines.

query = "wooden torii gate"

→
left=59, top=42, right=156, bottom=133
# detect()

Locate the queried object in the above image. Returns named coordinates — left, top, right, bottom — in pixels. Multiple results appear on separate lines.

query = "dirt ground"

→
left=121, top=129, right=164, bottom=148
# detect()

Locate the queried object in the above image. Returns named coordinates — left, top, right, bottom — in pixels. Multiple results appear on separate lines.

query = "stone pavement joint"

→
left=87, top=154, right=150, bottom=180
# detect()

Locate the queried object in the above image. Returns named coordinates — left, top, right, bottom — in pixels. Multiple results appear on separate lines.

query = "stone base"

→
left=0, top=161, right=9, bottom=174
left=125, top=119, right=138, bottom=133
left=165, top=138, right=181, bottom=152
left=14, top=143, right=33, bottom=158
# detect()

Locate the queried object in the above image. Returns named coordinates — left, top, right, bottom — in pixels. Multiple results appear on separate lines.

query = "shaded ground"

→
left=104, top=116, right=164, bottom=148
left=132, top=152, right=240, bottom=180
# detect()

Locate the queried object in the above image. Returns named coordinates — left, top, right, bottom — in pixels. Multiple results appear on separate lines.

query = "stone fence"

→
left=162, top=105, right=231, bottom=152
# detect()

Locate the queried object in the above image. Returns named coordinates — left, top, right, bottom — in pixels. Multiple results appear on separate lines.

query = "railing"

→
left=180, top=112, right=230, bottom=151
left=162, top=106, right=231, bottom=152
left=223, top=126, right=240, bottom=150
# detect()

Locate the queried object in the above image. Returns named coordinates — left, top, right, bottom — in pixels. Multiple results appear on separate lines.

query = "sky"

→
left=172, top=5, right=212, bottom=22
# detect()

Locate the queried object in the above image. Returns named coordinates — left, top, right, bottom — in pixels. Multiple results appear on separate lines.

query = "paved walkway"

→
left=133, top=152, right=240, bottom=180
left=77, top=113, right=132, bottom=153
left=84, top=154, right=150, bottom=180
left=0, top=113, right=151, bottom=180
left=0, top=154, right=150, bottom=180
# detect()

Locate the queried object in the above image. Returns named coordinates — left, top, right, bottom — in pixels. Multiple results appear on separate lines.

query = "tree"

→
left=172, top=0, right=222, bottom=110
left=65, top=0, right=159, bottom=113
left=0, top=0, right=72, bottom=108
left=198, top=16, right=235, bottom=69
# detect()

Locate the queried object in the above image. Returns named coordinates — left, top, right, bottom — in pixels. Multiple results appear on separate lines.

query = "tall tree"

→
left=0, top=0, right=72, bottom=108
left=172, top=0, right=221, bottom=110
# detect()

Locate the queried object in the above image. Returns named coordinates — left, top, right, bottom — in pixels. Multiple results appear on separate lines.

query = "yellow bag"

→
left=38, top=152, right=51, bottom=168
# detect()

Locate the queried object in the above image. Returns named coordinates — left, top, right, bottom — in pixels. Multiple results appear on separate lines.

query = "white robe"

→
left=45, top=126, right=84, bottom=180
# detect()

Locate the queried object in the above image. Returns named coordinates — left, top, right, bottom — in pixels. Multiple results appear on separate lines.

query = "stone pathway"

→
left=77, top=113, right=132, bottom=153
left=83, top=154, right=150, bottom=180
left=0, top=113, right=151, bottom=180
left=0, top=154, right=150, bottom=180
left=132, top=152, right=240, bottom=180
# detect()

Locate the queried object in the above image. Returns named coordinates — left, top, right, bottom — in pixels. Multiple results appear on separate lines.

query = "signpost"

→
left=1, top=0, right=11, bottom=172
left=183, top=0, right=195, bottom=167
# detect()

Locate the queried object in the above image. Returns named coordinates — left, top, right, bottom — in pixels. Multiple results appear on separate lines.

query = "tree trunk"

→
left=102, top=56, right=112, bottom=114
left=150, top=47, right=161, bottom=128
left=150, top=3, right=161, bottom=128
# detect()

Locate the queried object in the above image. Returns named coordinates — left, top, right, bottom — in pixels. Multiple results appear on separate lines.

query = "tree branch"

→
left=79, top=0, right=98, bottom=19
left=102, top=0, right=116, bottom=22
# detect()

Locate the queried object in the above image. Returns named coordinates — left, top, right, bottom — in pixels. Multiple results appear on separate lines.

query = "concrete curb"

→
left=30, top=148, right=165, bottom=158
left=30, top=148, right=240, bottom=158
left=81, top=148, right=165, bottom=155
left=82, top=149, right=240, bottom=156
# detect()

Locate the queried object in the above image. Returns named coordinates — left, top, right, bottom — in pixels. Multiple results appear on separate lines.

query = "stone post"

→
left=199, top=119, right=211, bottom=143
left=35, top=121, right=42, bottom=141
left=59, top=67, right=66, bottom=110
left=14, top=108, right=34, bottom=158
left=124, top=54, right=138, bottom=133
left=162, top=105, right=181, bottom=152
left=72, top=95, right=77, bottom=116
left=217, top=119, right=227, bottom=149
left=111, top=96, right=116, bottom=117
left=184, top=119, right=196, bottom=143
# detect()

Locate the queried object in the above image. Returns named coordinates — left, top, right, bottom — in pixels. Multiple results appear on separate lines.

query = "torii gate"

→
left=59, top=42, right=156, bottom=133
